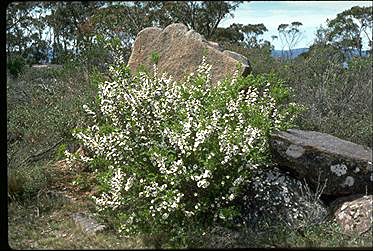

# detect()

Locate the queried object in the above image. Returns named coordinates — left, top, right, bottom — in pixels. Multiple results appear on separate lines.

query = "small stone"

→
left=72, top=212, right=106, bottom=235
left=331, top=195, right=372, bottom=237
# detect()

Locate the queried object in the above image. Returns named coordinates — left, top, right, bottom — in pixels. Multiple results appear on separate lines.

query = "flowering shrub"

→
left=66, top=55, right=302, bottom=243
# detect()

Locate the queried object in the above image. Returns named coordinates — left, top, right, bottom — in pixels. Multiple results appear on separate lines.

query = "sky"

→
left=218, top=1, right=373, bottom=50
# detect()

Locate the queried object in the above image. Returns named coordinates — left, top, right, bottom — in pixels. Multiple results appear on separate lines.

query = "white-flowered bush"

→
left=65, top=54, right=302, bottom=239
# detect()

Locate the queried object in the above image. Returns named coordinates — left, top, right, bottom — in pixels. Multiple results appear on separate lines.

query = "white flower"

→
left=219, top=211, right=226, bottom=220
left=92, top=167, right=125, bottom=211
left=185, top=211, right=195, bottom=217
left=197, top=179, right=210, bottom=188
left=195, top=203, right=201, bottom=210
left=124, top=176, right=134, bottom=191
left=202, top=169, right=211, bottom=178
left=228, top=194, right=235, bottom=201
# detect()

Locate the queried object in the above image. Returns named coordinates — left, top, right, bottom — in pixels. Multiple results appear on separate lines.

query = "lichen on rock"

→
left=238, top=167, right=328, bottom=230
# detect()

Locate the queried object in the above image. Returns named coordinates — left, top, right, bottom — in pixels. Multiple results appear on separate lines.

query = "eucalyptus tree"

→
left=241, top=23, right=268, bottom=48
left=210, top=23, right=245, bottom=45
left=326, top=6, right=372, bottom=56
left=77, top=1, right=245, bottom=65
left=7, top=1, right=246, bottom=66
left=210, top=22, right=269, bottom=49
left=6, top=2, right=48, bottom=62
left=41, top=1, right=106, bottom=63
left=158, top=1, right=244, bottom=39
left=277, top=21, right=304, bottom=59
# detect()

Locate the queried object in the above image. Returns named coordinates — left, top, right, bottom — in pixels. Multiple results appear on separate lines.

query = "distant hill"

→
left=271, top=48, right=309, bottom=59
left=343, top=49, right=370, bottom=59
left=272, top=48, right=370, bottom=59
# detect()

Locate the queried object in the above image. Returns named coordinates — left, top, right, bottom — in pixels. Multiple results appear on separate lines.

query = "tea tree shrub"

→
left=66, top=55, right=301, bottom=246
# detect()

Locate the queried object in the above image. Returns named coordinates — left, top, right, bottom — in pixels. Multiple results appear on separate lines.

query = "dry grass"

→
left=8, top=203, right=146, bottom=249
left=7, top=160, right=147, bottom=250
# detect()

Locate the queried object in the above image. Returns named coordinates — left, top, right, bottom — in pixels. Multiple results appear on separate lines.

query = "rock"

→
left=222, top=50, right=251, bottom=76
left=72, top=212, right=106, bottom=235
left=270, top=129, right=373, bottom=196
left=206, top=41, right=224, bottom=52
left=238, top=167, right=328, bottom=230
left=330, top=195, right=372, bottom=237
left=127, top=23, right=251, bottom=85
left=31, top=64, right=63, bottom=69
left=42, top=190, right=73, bottom=205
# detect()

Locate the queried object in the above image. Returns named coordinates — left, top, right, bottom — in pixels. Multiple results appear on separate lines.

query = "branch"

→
left=20, top=138, right=64, bottom=166
left=6, top=6, right=34, bottom=32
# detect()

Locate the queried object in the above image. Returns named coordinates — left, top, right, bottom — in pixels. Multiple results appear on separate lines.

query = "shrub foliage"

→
left=7, top=55, right=27, bottom=78
left=278, top=45, right=372, bottom=147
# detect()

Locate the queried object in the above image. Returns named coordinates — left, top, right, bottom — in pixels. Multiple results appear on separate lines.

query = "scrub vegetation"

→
left=7, top=1, right=372, bottom=249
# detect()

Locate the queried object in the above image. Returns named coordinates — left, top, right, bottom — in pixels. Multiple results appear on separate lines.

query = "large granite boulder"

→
left=127, top=23, right=251, bottom=85
left=238, top=167, right=328, bottom=230
left=270, top=129, right=373, bottom=196
left=329, top=195, right=372, bottom=237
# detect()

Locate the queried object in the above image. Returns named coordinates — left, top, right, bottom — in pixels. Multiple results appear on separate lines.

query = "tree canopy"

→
left=277, top=21, right=304, bottom=59
left=6, top=1, right=248, bottom=66
left=7, top=1, right=371, bottom=67
left=326, top=6, right=372, bottom=56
